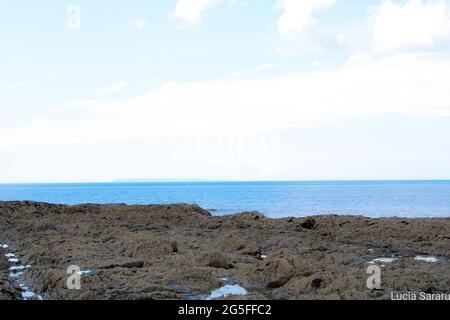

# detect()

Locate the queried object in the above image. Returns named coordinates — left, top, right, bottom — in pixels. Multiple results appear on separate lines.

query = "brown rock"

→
left=122, top=235, right=178, bottom=258
left=217, top=233, right=261, bottom=257
left=196, top=251, right=233, bottom=269
left=263, top=249, right=312, bottom=288
left=0, top=274, right=21, bottom=300
left=301, top=218, right=316, bottom=230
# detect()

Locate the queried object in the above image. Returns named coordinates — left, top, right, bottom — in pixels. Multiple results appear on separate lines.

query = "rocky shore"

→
left=1, top=201, right=449, bottom=300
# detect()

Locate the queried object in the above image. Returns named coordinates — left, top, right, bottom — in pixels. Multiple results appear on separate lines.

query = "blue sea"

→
left=1, top=181, right=450, bottom=218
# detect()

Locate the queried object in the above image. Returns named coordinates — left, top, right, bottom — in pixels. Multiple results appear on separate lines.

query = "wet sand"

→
left=1, top=201, right=449, bottom=300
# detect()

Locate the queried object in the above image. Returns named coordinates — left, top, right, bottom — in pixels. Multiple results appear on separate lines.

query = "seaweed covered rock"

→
left=263, top=249, right=312, bottom=288
left=216, top=233, right=261, bottom=257
left=195, top=251, right=233, bottom=269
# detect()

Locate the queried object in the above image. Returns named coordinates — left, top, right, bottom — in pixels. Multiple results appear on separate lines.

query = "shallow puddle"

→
left=19, top=284, right=43, bottom=300
left=2, top=244, right=43, bottom=300
left=9, top=265, right=31, bottom=271
left=77, top=270, right=93, bottom=276
left=369, top=257, right=397, bottom=265
left=9, top=271, right=23, bottom=278
left=415, top=256, right=440, bottom=263
left=205, top=284, right=248, bottom=300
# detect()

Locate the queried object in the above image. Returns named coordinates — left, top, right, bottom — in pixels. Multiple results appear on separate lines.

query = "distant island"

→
left=112, top=179, right=213, bottom=183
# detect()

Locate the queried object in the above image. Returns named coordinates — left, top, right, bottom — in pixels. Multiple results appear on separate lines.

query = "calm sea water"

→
left=0, top=181, right=450, bottom=218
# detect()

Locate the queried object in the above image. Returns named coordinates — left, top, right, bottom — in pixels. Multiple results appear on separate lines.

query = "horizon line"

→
left=1, top=179, right=450, bottom=185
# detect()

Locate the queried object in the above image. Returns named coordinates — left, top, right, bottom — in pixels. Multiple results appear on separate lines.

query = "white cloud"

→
left=133, top=19, right=147, bottom=29
left=172, top=0, right=219, bottom=25
left=0, top=82, right=26, bottom=89
left=274, top=0, right=336, bottom=37
left=221, top=63, right=280, bottom=80
left=0, top=81, right=40, bottom=90
left=171, top=0, right=247, bottom=25
left=228, top=0, right=249, bottom=8
left=336, top=33, right=346, bottom=45
left=274, top=47, right=294, bottom=55
left=311, top=60, right=322, bottom=67
left=97, top=81, right=130, bottom=94
left=2, top=53, right=450, bottom=149
left=369, top=0, right=450, bottom=51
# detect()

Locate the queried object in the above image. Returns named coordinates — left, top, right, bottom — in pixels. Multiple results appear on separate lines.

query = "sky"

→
left=1, top=0, right=450, bottom=182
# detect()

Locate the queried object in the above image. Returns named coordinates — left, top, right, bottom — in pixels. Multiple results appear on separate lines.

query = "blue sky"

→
left=1, top=0, right=450, bottom=182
